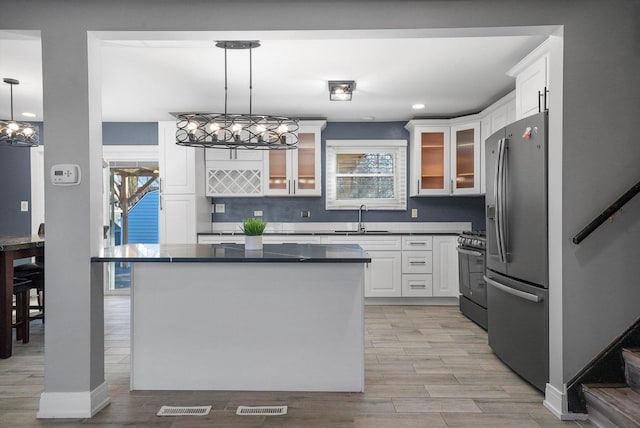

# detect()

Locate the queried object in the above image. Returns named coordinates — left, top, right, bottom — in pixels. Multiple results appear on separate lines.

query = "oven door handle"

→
left=456, top=248, right=483, bottom=257
left=484, top=275, right=541, bottom=303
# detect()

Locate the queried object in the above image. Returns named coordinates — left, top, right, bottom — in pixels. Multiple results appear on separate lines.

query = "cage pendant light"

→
left=0, top=78, right=39, bottom=148
left=175, top=41, right=298, bottom=150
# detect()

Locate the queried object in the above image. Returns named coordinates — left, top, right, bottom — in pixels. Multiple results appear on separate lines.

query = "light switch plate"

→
left=21, top=201, right=29, bottom=212
left=215, top=203, right=225, bottom=213
left=411, top=208, right=418, bottom=218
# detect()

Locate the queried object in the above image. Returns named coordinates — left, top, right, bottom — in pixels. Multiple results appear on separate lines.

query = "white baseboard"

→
left=37, top=381, right=110, bottom=419
left=543, top=383, right=588, bottom=421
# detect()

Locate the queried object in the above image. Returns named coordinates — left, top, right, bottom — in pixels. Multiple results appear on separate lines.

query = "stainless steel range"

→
left=457, top=231, right=487, bottom=330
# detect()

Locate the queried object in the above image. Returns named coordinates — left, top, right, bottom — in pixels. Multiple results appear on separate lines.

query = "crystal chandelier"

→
left=0, top=78, right=39, bottom=147
left=175, top=41, right=298, bottom=150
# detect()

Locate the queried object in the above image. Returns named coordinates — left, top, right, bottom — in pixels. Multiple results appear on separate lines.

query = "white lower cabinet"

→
left=198, top=235, right=243, bottom=244
left=196, top=232, right=459, bottom=301
left=365, top=251, right=402, bottom=297
left=160, top=194, right=196, bottom=244
left=432, top=235, right=459, bottom=297
left=263, top=235, right=322, bottom=244
left=402, top=274, right=433, bottom=297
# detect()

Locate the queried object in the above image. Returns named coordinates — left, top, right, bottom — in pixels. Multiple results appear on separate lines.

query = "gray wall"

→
left=214, top=121, right=486, bottom=229
left=2, top=0, right=639, bottom=416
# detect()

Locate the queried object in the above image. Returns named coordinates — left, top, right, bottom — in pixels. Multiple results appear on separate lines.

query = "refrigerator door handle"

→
left=484, top=275, right=541, bottom=303
left=494, top=137, right=507, bottom=263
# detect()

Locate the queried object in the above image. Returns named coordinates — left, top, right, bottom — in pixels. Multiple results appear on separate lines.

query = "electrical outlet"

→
left=253, top=210, right=263, bottom=217
left=301, top=210, right=311, bottom=218
left=215, top=203, right=225, bottom=213
left=21, top=201, right=29, bottom=212
left=411, top=208, right=418, bottom=218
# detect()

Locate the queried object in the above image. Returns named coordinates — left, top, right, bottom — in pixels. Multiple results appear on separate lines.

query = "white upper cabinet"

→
left=264, top=120, right=325, bottom=197
left=205, top=147, right=263, bottom=162
left=159, top=121, right=196, bottom=194
left=204, top=145, right=265, bottom=198
left=479, top=91, right=516, bottom=194
left=450, top=121, right=480, bottom=195
left=508, top=38, right=550, bottom=120
left=406, top=119, right=480, bottom=196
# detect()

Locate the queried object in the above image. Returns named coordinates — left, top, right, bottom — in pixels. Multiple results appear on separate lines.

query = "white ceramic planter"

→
left=245, top=235, right=263, bottom=250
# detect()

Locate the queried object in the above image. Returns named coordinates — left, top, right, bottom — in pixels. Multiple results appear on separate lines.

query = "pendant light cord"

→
left=9, top=83, right=14, bottom=121
left=223, top=46, right=228, bottom=129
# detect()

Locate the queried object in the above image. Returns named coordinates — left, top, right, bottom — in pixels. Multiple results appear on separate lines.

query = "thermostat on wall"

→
left=50, top=164, right=81, bottom=186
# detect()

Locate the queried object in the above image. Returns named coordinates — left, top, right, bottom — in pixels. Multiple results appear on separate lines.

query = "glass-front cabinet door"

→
left=406, top=119, right=480, bottom=196
left=408, top=125, right=451, bottom=196
left=451, top=122, right=480, bottom=194
left=264, top=120, right=325, bottom=196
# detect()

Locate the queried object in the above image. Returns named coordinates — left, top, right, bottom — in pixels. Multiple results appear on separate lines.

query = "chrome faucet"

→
left=358, top=204, right=368, bottom=232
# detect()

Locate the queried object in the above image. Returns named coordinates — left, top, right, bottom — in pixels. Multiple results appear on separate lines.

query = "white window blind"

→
left=326, top=140, right=407, bottom=210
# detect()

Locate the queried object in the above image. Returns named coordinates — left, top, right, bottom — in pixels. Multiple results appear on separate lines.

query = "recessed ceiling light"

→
left=22, top=112, right=36, bottom=118
left=412, top=103, right=425, bottom=110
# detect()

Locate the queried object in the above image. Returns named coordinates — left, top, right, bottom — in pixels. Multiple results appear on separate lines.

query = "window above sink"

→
left=326, top=139, right=407, bottom=210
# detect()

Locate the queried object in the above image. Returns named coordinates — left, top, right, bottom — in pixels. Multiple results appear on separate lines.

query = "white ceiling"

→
left=0, top=30, right=548, bottom=123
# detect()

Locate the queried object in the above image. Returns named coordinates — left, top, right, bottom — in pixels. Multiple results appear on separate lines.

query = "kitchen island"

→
left=92, top=243, right=370, bottom=392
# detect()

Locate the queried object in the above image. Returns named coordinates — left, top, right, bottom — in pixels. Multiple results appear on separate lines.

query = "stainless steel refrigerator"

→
left=484, top=111, right=549, bottom=392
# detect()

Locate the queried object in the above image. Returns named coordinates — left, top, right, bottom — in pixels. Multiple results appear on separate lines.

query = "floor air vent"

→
left=236, top=405, right=288, bottom=416
left=156, top=405, right=211, bottom=416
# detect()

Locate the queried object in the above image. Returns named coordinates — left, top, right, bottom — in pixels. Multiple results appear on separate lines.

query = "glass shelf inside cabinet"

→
left=268, top=150, right=287, bottom=190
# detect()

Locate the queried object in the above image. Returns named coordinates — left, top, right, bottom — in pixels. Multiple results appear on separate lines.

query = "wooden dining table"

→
left=0, top=234, right=44, bottom=359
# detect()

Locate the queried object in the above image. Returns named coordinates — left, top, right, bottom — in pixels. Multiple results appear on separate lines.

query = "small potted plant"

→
left=242, top=217, right=267, bottom=250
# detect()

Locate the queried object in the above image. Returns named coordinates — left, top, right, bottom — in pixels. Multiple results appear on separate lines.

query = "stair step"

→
left=583, top=384, right=640, bottom=428
left=622, top=348, right=640, bottom=390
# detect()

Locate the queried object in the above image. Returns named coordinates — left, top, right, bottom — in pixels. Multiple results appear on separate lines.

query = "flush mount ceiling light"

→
left=328, top=80, right=355, bottom=101
left=175, top=40, right=298, bottom=150
left=0, top=78, right=39, bottom=148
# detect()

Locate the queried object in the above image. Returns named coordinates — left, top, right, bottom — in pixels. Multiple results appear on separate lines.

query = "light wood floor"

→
left=0, top=296, right=578, bottom=427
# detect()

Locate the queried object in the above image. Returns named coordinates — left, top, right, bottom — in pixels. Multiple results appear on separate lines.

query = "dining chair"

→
left=12, top=277, right=32, bottom=343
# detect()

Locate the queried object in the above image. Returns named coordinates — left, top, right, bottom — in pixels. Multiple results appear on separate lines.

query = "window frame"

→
left=325, top=139, right=407, bottom=210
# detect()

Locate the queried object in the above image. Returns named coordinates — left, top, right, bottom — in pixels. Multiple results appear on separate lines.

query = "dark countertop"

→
left=92, top=243, right=371, bottom=263
left=197, top=231, right=458, bottom=237
left=0, top=235, right=45, bottom=252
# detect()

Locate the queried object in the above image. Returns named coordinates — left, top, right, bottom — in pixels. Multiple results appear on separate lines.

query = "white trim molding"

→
left=543, top=383, right=588, bottom=421
left=30, top=145, right=45, bottom=234
left=37, top=381, right=110, bottom=419
left=102, top=144, right=158, bottom=162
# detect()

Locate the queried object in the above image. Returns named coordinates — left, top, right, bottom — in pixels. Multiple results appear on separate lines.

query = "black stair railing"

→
left=573, top=179, right=640, bottom=244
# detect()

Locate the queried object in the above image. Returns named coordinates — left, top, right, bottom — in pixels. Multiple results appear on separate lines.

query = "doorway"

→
left=102, top=145, right=159, bottom=294
left=107, top=162, right=159, bottom=290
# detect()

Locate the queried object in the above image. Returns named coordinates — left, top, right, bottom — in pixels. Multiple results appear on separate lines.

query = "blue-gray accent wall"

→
left=0, top=122, right=43, bottom=235
left=103, top=122, right=158, bottom=145
left=212, top=121, right=486, bottom=230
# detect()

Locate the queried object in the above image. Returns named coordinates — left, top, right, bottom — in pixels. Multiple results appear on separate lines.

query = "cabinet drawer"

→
left=402, top=274, right=433, bottom=297
left=402, top=251, right=433, bottom=274
left=401, top=236, right=433, bottom=251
